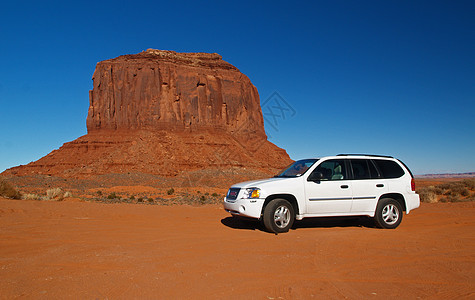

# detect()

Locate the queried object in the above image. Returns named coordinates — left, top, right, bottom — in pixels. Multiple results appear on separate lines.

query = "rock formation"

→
left=87, top=49, right=265, bottom=138
left=3, top=49, right=292, bottom=183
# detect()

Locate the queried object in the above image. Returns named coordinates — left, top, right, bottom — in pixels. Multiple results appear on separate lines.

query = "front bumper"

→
left=223, top=197, right=265, bottom=219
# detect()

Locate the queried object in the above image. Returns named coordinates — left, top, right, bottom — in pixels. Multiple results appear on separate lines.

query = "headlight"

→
left=244, top=187, right=260, bottom=199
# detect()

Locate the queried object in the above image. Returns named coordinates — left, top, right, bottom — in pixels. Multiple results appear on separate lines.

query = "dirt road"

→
left=0, top=198, right=473, bottom=299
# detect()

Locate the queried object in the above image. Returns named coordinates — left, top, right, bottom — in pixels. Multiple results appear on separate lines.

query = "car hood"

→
left=231, top=177, right=295, bottom=188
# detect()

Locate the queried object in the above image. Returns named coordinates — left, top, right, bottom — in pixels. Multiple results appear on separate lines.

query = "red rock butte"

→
left=4, top=49, right=292, bottom=182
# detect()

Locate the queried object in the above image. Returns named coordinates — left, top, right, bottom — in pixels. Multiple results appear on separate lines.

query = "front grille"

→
left=226, top=188, right=240, bottom=201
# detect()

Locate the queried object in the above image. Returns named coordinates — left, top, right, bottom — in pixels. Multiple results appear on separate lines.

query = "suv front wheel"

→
left=263, top=199, right=295, bottom=233
left=374, top=198, right=403, bottom=229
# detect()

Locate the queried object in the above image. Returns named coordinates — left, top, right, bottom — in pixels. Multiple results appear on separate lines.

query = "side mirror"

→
left=307, top=172, right=323, bottom=182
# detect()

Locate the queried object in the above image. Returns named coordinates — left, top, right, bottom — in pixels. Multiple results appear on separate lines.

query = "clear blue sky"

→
left=1, top=0, right=474, bottom=175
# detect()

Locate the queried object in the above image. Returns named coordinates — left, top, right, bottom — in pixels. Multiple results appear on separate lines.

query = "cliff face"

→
left=87, top=49, right=265, bottom=139
left=3, top=49, right=292, bottom=182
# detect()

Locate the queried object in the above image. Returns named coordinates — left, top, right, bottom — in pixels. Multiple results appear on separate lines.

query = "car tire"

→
left=374, top=198, right=403, bottom=229
left=263, top=198, right=295, bottom=233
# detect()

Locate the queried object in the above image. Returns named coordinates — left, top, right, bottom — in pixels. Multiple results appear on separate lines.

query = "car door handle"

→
left=340, top=185, right=349, bottom=189
left=376, top=184, right=384, bottom=188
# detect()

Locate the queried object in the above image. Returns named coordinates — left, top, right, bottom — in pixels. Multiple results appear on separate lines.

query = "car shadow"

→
left=221, top=216, right=265, bottom=231
left=292, top=216, right=376, bottom=230
left=221, top=216, right=376, bottom=232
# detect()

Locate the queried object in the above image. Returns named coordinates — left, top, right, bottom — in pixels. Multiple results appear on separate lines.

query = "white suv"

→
left=223, top=154, right=420, bottom=233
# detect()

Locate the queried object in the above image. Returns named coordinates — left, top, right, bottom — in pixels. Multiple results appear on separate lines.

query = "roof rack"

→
left=337, top=154, right=394, bottom=158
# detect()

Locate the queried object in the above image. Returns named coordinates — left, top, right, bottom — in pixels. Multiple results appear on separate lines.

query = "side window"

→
left=373, top=159, right=405, bottom=178
left=312, top=159, right=346, bottom=180
left=350, top=159, right=371, bottom=180
left=368, top=160, right=380, bottom=178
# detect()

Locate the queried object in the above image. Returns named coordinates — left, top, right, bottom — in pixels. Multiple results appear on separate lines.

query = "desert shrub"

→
left=63, top=191, right=73, bottom=198
left=0, top=178, right=21, bottom=199
left=440, top=181, right=467, bottom=191
left=440, top=195, right=463, bottom=203
left=137, top=197, right=144, bottom=202
left=23, top=193, right=41, bottom=200
left=431, top=186, right=445, bottom=195
left=439, top=182, right=454, bottom=190
left=460, top=188, right=470, bottom=197
left=130, top=195, right=135, bottom=200
left=441, top=183, right=470, bottom=198
left=157, top=197, right=169, bottom=205
left=97, top=190, right=103, bottom=196
left=148, top=197, right=154, bottom=203
left=419, top=179, right=475, bottom=203
left=107, top=192, right=118, bottom=199
left=418, top=187, right=438, bottom=203
left=167, top=188, right=175, bottom=195
left=211, top=192, right=218, bottom=197
left=462, top=178, right=475, bottom=190
left=46, top=188, right=63, bottom=201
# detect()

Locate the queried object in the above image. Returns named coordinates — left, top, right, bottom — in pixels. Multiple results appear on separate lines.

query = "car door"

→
left=304, top=159, right=353, bottom=214
left=349, top=159, right=387, bottom=213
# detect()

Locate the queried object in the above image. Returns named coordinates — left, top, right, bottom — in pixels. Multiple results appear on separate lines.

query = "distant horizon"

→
left=415, top=172, right=475, bottom=177
left=1, top=1, right=474, bottom=175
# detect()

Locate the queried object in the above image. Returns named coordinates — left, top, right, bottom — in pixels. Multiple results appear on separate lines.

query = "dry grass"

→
left=22, top=193, right=43, bottom=200
left=46, top=188, right=64, bottom=201
left=22, top=190, right=72, bottom=201
left=417, top=179, right=475, bottom=203
left=0, top=178, right=21, bottom=199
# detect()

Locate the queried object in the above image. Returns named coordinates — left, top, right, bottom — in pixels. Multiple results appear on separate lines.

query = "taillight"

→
left=411, top=178, right=416, bottom=191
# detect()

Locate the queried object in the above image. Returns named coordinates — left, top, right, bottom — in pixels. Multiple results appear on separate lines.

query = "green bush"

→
left=0, top=178, right=21, bottom=199
left=167, top=188, right=175, bottom=195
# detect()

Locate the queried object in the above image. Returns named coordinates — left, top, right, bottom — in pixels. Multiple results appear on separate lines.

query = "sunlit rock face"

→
left=3, top=50, right=292, bottom=180
left=87, top=49, right=265, bottom=138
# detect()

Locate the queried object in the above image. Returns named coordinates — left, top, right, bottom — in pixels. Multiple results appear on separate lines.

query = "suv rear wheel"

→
left=374, top=198, right=403, bottom=229
left=263, top=198, right=295, bottom=233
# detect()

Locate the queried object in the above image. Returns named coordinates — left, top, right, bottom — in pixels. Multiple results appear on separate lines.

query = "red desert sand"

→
left=0, top=198, right=473, bottom=299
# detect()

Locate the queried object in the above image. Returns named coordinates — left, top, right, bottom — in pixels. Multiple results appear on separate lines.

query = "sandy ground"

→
left=0, top=198, right=473, bottom=299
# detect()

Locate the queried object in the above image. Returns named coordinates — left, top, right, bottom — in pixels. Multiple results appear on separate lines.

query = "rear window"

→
left=373, top=159, right=405, bottom=179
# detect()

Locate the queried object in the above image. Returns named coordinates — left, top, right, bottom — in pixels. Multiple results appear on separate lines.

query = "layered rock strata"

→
left=4, top=49, right=292, bottom=180
left=87, top=49, right=265, bottom=139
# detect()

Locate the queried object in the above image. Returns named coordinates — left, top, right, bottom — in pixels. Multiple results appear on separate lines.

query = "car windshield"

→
left=276, top=159, right=318, bottom=177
